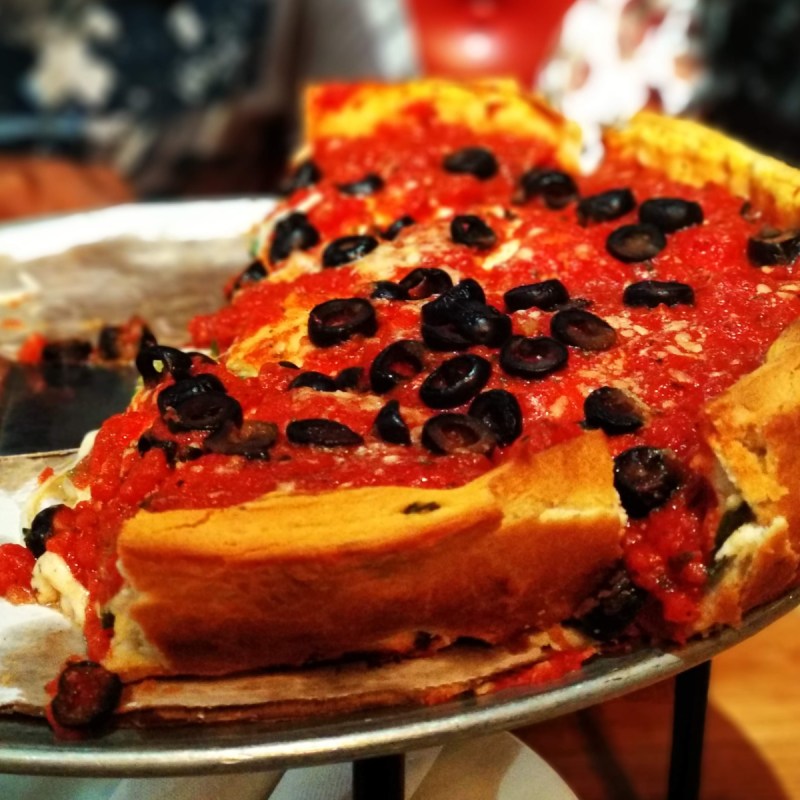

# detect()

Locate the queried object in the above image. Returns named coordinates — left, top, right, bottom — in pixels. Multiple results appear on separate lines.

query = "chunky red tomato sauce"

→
left=9, top=108, right=800, bottom=646
left=0, top=544, right=35, bottom=603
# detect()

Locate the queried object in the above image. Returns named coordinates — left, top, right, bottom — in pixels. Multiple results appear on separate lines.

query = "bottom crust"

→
left=117, top=627, right=592, bottom=726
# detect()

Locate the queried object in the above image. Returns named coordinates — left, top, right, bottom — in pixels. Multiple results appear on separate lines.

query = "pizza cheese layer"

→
left=6, top=81, right=800, bottom=686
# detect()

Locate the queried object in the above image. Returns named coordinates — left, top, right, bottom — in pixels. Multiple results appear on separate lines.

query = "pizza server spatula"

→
left=0, top=359, right=138, bottom=456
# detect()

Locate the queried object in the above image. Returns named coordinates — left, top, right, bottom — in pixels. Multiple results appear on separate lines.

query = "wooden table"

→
left=517, top=607, right=800, bottom=799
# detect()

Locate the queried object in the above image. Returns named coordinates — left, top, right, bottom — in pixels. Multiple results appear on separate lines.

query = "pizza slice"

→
left=3, top=79, right=800, bottom=733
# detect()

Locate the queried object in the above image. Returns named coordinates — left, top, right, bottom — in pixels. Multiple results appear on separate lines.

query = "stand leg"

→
left=667, top=659, right=711, bottom=800
left=353, top=753, right=405, bottom=800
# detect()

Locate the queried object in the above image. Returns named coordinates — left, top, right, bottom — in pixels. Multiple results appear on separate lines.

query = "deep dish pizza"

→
left=3, top=79, right=800, bottom=732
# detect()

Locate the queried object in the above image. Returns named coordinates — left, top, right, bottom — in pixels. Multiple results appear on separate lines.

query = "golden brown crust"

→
left=304, top=79, right=583, bottom=171
left=604, top=110, right=800, bottom=227
left=694, top=321, right=800, bottom=629
left=106, top=431, right=623, bottom=680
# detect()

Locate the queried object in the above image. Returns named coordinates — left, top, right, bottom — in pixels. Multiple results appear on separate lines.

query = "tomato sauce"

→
left=9, top=106, right=800, bottom=643
left=0, top=544, right=36, bottom=603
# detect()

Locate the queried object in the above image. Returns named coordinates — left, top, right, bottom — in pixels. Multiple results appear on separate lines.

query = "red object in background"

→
left=407, top=0, right=576, bottom=86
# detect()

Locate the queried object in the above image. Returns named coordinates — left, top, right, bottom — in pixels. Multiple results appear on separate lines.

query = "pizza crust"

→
left=106, top=430, right=624, bottom=680
left=304, top=79, right=583, bottom=171
left=117, top=627, right=590, bottom=725
left=604, top=110, right=800, bottom=227
left=695, top=320, right=800, bottom=629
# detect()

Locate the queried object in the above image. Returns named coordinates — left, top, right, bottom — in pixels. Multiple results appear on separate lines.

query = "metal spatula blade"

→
left=0, top=361, right=139, bottom=455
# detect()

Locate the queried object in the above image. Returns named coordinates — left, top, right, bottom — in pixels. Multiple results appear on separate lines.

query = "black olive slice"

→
left=639, top=197, right=703, bottom=233
left=269, top=211, right=321, bottom=263
left=420, top=321, right=472, bottom=351
left=308, top=298, right=378, bottom=347
left=157, top=373, right=225, bottom=417
left=369, top=339, right=427, bottom=394
left=135, top=324, right=158, bottom=356
left=371, top=280, right=410, bottom=301
left=335, top=366, right=368, bottom=392
left=450, top=215, right=497, bottom=249
left=419, top=354, right=492, bottom=409
left=163, top=391, right=243, bottom=433
left=442, top=146, right=499, bottom=180
left=576, top=188, right=636, bottom=225
left=398, top=267, right=454, bottom=299
left=23, top=504, right=65, bottom=558
left=205, top=420, right=279, bottom=460
left=421, top=278, right=486, bottom=324
left=518, top=168, right=579, bottom=209
left=279, top=360, right=300, bottom=369
left=322, top=235, right=379, bottom=267
left=288, top=371, right=339, bottom=392
left=281, top=159, right=322, bottom=194
left=156, top=374, right=233, bottom=429
left=606, top=223, right=667, bottom=263
left=613, top=446, right=683, bottom=518
left=504, top=279, right=569, bottom=312
left=574, top=567, right=647, bottom=640
left=747, top=227, right=800, bottom=267
left=337, top=173, right=384, bottom=196
left=421, top=413, right=496, bottom=455
left=286, top=418, right=364, bottom=447
left=229, top=260, right=268, bottom=296
left=468, top=389, right=522, bottom=446
left=452, top=302, right=512, bottom=348
left=622, top=280, right=695, bottom=308
left=373, top=399, right=411, bottom=445
left=50, top=661, right=122, bottom=730
left=499, top=335, right=568, bottom=379
left=583, top=386, right=645, bottom=435
left=551, top=308, right=617, bottom=351
left=381, top=215, right=415, bottom=241
left=136, top=345, right=193, bottom=386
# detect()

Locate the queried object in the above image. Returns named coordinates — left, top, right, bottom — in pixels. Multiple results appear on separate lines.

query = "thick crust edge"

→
left=605, top=110, right=800, bottom=227
left=107, top=431, right=624, bottom=680
left=303, top=79, right=583, bottom=172
left=695, top=320, right=800, bottom=630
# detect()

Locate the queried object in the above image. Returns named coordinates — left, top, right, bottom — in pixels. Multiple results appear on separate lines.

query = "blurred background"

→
left=2, top=5, right=800, bottom=798
left=0, top=0, right=798, bottom=218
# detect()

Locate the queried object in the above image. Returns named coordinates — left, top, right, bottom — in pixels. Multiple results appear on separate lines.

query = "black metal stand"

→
left=352, top=753, right=406, bottom=800
left=667, top=659, right=712, bottom=800
left=349, top=660, right=713, bottom=800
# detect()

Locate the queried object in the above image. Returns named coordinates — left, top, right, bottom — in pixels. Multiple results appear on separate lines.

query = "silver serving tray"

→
left=0, top=590, right=797, bottom=777
left=0, top=198, right=276, bottom=360
left=0, top=202, right=796, bottom=777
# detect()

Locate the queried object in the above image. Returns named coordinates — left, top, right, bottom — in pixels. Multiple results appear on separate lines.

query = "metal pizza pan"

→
left=0, top=590, right=796, bottom=777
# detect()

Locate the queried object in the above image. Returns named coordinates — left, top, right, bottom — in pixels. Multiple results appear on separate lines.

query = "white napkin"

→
left=0, top=731, right=577, bottom=799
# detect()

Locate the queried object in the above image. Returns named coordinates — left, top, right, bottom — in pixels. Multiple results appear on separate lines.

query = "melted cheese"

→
left=31, top=552, right=88, bottom=624
left=226, top=296, right=313, bottom=376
